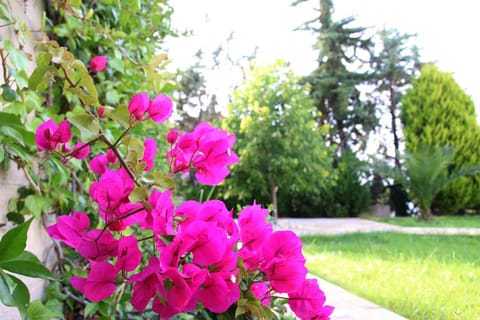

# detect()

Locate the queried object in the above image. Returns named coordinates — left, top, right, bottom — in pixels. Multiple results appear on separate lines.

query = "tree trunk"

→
left=419, top=206, right=433, bottom=221
left=390, top=87, right=400, bottom=169
left=270, top=177, right=278, bottom=221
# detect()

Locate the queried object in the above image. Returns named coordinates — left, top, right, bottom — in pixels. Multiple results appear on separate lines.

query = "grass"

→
left=302, top=232, right=480, bottom=320
left=363, top=215, right=480, bottom=228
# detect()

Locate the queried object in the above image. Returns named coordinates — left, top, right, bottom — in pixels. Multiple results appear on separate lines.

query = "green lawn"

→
left=364, top=215, right=480, bottom=228
left=302, top=232, right=480, bottom=320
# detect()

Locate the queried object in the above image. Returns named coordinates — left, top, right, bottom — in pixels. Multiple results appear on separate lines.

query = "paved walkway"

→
left=274, top=218, right=480, bottom=320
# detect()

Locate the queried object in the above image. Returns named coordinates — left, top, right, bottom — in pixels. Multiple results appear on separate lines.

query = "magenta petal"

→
left=148, top=94, right=172, bottom=123
left=89, top=55, right=107, bottom=72
left=72, top=143, right=90, bottom=160
left=128, top=93, right=149, bottom=120
left=83, top=262, right=117, bottom=302
left=55, top=120, right=72, bottom=144
left=35, top=119, right=58, bottom=151
left=89, top=155, right=108, bottom=174
left=70, top=276, right=86, bottom=294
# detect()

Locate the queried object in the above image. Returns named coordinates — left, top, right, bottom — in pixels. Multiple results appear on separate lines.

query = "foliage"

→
left=369, top=28, right=422, bottom=166
left=1, top=4, right=334, bottom=315
left=0, top=219, right=58, bottom=319
left=221, top=60, right=333, bottom=217
left=401, top=64, right=480, bottom=213
left=303, top=232, right=480, bottom=320
left=372, top=146, right=480, bottom=220
left=295, top=0, right=377, bottom=153
left=315, top=150, right=371, bottom=217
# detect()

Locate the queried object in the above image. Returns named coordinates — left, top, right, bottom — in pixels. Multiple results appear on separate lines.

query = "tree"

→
left=296, top=0, right=377, bottom=153
left=373, top=147, right=479, bottom=220
left=369, top=28, right=422, bottom=216
left=369, top=28, right=422, bottom=167
left=175, top=50, right=221, bottom=132
left=401, top=64, right=480, bottom=213
left=222, top=61, right=332, bottom=218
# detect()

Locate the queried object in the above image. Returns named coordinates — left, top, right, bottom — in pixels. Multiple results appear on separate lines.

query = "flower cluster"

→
left=39, top=56, right=333, bottom=319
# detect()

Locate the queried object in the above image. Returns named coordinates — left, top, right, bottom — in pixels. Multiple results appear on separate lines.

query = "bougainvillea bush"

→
left=36, top=51, right=333, bottom=319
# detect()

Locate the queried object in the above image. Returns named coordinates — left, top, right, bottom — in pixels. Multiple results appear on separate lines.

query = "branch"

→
left=99, top=134, right=139, bottom=185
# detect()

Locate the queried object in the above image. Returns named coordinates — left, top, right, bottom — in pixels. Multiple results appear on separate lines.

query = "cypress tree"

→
left=401, top=64, right=480, bottom=213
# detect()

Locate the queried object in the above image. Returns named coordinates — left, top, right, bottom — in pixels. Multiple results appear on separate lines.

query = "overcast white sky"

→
left=166, top=0, right=480, bottom=113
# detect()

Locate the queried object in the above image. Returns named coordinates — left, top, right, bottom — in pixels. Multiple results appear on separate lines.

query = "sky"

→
left=165, top=0, right=480, bottom=114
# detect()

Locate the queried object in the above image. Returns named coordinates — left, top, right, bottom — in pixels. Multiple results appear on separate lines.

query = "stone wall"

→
left=0, top=1, right=56, bottom=318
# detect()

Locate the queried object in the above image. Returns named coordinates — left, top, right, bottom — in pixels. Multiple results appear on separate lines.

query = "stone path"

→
left=274, top=218, right=480, bottom=319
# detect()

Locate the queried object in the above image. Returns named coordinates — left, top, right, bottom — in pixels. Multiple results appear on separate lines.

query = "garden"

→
left=1, top=0, right=480, bottom=319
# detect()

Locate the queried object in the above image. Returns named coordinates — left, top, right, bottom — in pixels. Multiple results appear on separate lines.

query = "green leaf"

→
left=84, top=302, right=99, bottom=317
left=0, top=270, right=16, bottom=307
left=24, top=195, right=52, bottom=220
left=110, top=104, right=130, bottom=128
left=0, top=218, right=32, bottom=262
left=45, top=281, right=66, bottom=301
left=1, top=84, right=18, bottom=102
left=142, top=172, right=176, bottom=190
left=0, top=146, right=4, bottom=163
left=0, top=112, right=22, bottom=126
left=128, top=186, right=149, bottom=203
left=44, top=299, right=65, bottom=320
left=0, top=251, right=55, bottom=280
left=27, top=300, right=62, bottom=320
left=0, top=125, right=25, bottom=146
left=68, top=113, right=101, bottom=140
left=0, top=272, right=30, bottom=317
left=28, top=66, right=54, bottom=90
left=6, top=212, right=25, bottom=225
left=149, top=53, right=168, bottom=68
left=6, top=45, right=28, bottom=71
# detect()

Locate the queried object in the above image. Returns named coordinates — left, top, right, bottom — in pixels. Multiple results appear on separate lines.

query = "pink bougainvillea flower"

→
left=196, top=271, right=240, bottom=313
left=142, top=189, right=175, bottom=235
left=262, top=230, right=305, bottom=262
left=288, top=278, right=334, bottom=320
left=261, top=230, right=307, bottom=293
left=89, top=154, right=108, bottom=174
left=130, top=257, right=162, bottom=312
left=71, top=142, right=90, bottom=160
left=141, top=138, right=157, bottom=171
left=89, top=55, right=107, bottom=72
left=166, top=129, right=178, bottom=144
left=263, top=258, right=307, bottom=293
left=77, top=229, right=118, bottom=261
left=128, top=93, right=149, bottom=121
left=251, top=282, right=271, bottom=306
left=35, top=119, right=72, bottom=151
left=148, top=94, right=172, bottom=123
left=153, top=267, right=192, bottom=318
left=106, top=149, right=118, bottom=164
left=89, top=169, right=135, bottom=225
left=167, top=122, right=239, bottom=185
left=46, top=211, right=90, bottom=249
left=115, top=235, right=142, bottom=272
left=177, top=199, right=238, bottom=243
left=97, top=106, right=106, bottom=118
left=238, top=203, right=273, bottom=269
left=70, top=262, right=116, bottom=302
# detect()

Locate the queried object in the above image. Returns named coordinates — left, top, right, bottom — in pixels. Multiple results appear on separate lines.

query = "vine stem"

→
left=19, top=162, right=42, bottom=195
left=99, top=134, right=139, bottom=186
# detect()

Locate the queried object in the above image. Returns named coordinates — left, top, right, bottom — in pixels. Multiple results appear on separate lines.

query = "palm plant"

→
left=373, top=146, right=480, bottom=220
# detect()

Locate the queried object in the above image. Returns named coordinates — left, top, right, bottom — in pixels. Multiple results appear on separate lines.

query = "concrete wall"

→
left=0, top=1, right=56, bottom=318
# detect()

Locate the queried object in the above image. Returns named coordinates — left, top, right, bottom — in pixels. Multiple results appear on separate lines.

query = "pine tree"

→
left=401, top=64, right=480, bottom=213
left=297, top=0, right=377, bottom=153
left=370, top=28, right=422, bottom=167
